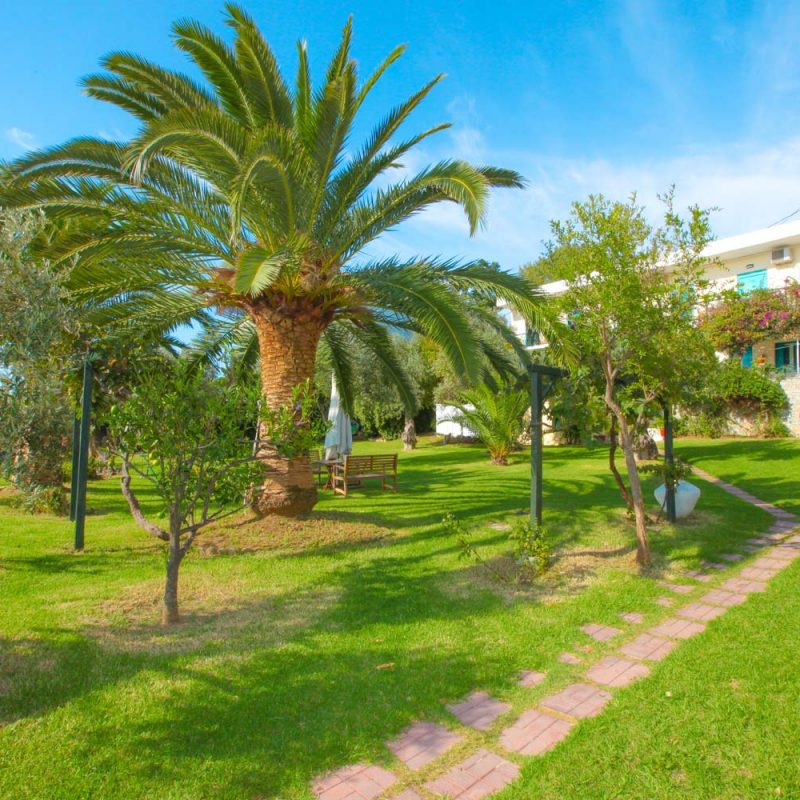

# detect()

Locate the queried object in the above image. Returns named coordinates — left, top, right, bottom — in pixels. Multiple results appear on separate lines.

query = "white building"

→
left=504, top=221, right=800, bottom=436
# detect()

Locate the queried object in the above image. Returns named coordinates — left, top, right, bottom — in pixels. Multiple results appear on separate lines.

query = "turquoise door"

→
left=741, top=346, right=753, bottom=367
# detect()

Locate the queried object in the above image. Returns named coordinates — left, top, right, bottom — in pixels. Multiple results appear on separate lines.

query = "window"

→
left=737, top=269, right=767, bottom=294
left=775, top=341, right=798, bottom=375
left=525, top=326, right=540, bottom=347
left=741, top=346, right=753, bottom=367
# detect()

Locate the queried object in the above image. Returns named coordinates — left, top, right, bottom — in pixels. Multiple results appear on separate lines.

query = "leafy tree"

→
left=0, top=210, right=75, bottom=512
left=108, top=359, right=325, bottom=624
left=520, top=244, right=583, bottom=286
left=5, top=5, right=558, bottom=516
left=451, top=383, right=529, bottom=464
left=550, top=192, right=715, bottom=565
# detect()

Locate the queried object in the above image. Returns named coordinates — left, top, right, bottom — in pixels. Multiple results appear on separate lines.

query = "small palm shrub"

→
left=451, top=384, right=529, bottom=464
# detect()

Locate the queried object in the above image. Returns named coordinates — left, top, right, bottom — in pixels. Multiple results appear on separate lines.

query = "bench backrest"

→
left=343, top=454, right=397, bottom=474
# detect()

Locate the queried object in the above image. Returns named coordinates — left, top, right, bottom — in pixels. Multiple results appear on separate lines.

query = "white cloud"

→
left=384, top=135, right=800, bottom=270
left=5, top=127, right=37, bottom=151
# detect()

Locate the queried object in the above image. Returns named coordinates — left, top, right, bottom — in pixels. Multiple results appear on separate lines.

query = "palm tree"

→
left=451, top=384, right=529, bottom=465
left=6, top=4, right=559, bottom=515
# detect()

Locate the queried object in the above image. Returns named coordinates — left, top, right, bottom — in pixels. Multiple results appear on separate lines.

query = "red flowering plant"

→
left=700, top=279, right=800, bottom=356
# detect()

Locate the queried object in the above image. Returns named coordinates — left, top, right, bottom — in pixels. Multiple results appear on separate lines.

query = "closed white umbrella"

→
left=324, top=375, right=352, bottom=461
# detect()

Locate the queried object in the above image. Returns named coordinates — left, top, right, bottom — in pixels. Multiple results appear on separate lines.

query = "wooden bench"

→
left=331, top=454, right=398, bottom=497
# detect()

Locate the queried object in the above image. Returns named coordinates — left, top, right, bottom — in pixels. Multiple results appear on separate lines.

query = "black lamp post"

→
left=528, top=363, right=567, bottom=526
left=662, top=401, right=677, bottom=523
left=72, top=351, right=93, bottom=551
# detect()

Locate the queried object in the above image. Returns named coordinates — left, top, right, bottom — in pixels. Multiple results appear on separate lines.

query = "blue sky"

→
left=3, top=0, right=800, bottom=269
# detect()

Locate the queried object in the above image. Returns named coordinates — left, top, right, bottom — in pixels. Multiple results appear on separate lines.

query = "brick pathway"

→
left=500, top=709, right=574, bottom=755
left=581, top=623, right=623, bottom=642
left=677, top=602, right=726, bottom=621
left=423, top=749, right=519, bottom=799
left=648, top=618, right=706, bottom=640
left=586, top=656, right=650, bottom=687
left=539, top=683, right=611, bottom=718
left=310, top=471, right=798, bottom=800
left=313, top=764, right=397, bottom=800
left=620, top=633, right=678, bottom=661
left=518, top=670, right=546, bottom=688
left=701, top=588, right=747, bottom=607
left=388, top=722, right=462, bottom=771
left=447, top=692, right=511, bottom=731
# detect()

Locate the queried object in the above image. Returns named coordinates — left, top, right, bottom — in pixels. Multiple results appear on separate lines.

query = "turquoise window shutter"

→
left=737, top=269, right=767, bottom=294
left=741, top=346, right=753, bottom=367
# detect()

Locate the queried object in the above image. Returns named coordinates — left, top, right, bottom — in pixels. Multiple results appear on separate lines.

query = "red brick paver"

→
left=424, top=749, right=519, bottom=799
left=769, top=547, right=800, bottom=562
left=393, top=791, right=424, bottom=800
left=540, top=683, right=612, bottom=718
left=587, top=656, right=650, bottom=687
left=752, top=556, right=789, bottom=570
left=558, top=652, right=581, bottom=665
left=619, top=634, right=677, bottom=662
left=313, top=764, right=397, bottom=800
left=518, top=670, right=546, bottom=688
left=720, top=553, right=744, bottom=562
left=656, top=596, right=674, bottom=608
left=648, top=618, right=706, bottom=640
left=387, top=722, right=462, bottom=771
left=721, top=578, right=768, bottom=594
left=739, top=566, right=781, bottom=581
left=620, top=612, right=644, bottom=624
left=446, top=692, right=511, bottom=731
left=701, top=589, right=748, bottom=607
left=677, top=603, right=726, bottom=622
left=581, top=623, right=623, bottom=642
left=701, top=560, right=727, bottom=570
left=499, top=709, right=574, bottom=755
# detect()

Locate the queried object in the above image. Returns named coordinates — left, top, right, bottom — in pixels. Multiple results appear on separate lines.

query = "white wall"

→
left=435, top=404, right=477, bottom=438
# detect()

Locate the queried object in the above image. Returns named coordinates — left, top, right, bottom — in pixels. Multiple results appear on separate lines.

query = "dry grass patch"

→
left=83, top=571, right=341, bottom=654
left=196, top=510, right=395, bottom=555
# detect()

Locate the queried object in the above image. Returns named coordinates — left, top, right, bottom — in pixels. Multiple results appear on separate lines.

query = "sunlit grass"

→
left=0, top=436, right=794, bottom=799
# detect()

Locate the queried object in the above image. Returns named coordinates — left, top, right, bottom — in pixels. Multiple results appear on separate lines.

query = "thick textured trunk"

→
left=251, top=306, right=323, bottom=517
left=163, top=542, right=181, bottom=625
left=401, top=417, right=417, bottom=451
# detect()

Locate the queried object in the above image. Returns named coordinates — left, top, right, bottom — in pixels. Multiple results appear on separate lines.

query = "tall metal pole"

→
left=74, top=354, right=93, bottom=551
left=663, top=402, right=676, bottom=523
left=68, top=413, right=80, bottom=521
left=530, top=370, right=543, bottom=527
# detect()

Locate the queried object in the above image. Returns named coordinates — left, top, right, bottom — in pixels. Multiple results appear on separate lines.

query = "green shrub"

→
left=758, top=414, right=790, bottom=439
left=713, top=362, right=788, bottom=414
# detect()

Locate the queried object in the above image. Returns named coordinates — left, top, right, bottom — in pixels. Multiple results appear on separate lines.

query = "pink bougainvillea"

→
left=701, top=281, right=800, bottom=355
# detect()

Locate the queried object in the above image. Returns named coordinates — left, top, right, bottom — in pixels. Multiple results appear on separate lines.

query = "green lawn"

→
left=676, top=436, right=800, bottom=516
left=0, top=437, right=796, bottom=799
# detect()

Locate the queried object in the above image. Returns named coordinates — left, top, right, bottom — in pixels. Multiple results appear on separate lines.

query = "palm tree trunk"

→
left=250, top=306, right=323, bottom=516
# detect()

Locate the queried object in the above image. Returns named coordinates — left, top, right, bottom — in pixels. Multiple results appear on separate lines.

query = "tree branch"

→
left=120, top=456, right=169, bottom=542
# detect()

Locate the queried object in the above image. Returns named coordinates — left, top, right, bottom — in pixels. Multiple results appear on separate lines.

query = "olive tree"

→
left=550, top=192, right=715, bottom=565
left=108, top=360, right=326, bottom=624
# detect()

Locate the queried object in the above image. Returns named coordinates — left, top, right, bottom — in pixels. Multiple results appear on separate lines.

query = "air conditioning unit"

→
left=771, top=246, right=792, bottom=264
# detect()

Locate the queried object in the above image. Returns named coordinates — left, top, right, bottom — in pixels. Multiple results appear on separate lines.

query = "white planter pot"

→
left=654, top=480, right=701, bottom=519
